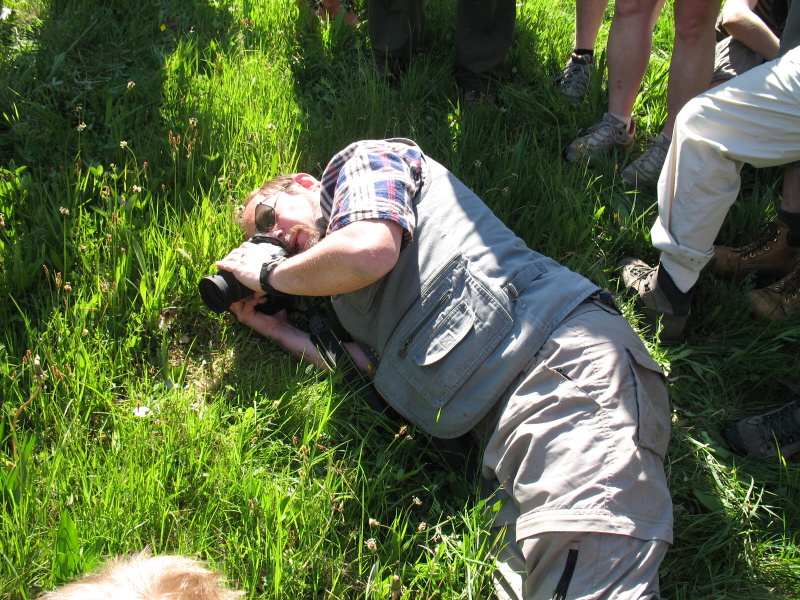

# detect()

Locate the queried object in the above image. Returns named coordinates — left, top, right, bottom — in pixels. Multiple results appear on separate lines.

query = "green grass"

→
left=1, top=0, right=799, bottom=597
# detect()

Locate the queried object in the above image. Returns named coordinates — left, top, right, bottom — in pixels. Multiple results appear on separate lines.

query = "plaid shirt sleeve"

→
left=319, top=139, right=425, bottom=246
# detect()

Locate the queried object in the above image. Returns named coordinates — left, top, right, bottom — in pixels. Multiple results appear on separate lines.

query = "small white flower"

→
left=119, top=140, right=128, bottom=148
left=133, top=406, right=152, bottom=418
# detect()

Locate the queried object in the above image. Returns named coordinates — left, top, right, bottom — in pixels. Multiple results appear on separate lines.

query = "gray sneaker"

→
left=724, top=397, right=800, bottom=460
left=564, top=113, right=635, bottom=165
left=616, top=257, right=692, bottom=343
left=621, top=131, right=671, bottom=190
left=555, top=52, right=593, bottom=104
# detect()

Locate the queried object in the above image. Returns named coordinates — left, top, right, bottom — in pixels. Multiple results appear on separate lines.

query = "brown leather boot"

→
left=713, top=218, right=800, bottom=280
left=746, top=258, right=800, bottom=321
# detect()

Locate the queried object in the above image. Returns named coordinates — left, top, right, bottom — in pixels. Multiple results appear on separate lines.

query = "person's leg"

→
left=521, top=533, right=667, bottom=600
left=661, top=0, right=722, bottom=137
left=575, top=0, right=609, bottom=49
left=564, top=0, right=664, bottom=162
left=454, top=0, right=516, bottom=96
left=483, top=302, right=673, bottom=598
left=780, top=161, right=800, bottom=213
left=556, top=0, right=609, bottom=103
left=743, top=161, right=800, bottom=320
left=368, top=0, right=425, bottom=73
left=618, top=49, right=800, bottom=338
left=490, top=520, right=668, bottom=600
left=620, top=0, right=720, bottom=189
left=606, top=0, right=665, bottom=125
left=652, top=47, right=800, bottom=292
left=314, top=0, right=361, bottom=26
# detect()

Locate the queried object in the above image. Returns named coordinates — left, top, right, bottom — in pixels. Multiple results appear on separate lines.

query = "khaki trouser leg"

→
left=652, top=47, right=800, bottom=289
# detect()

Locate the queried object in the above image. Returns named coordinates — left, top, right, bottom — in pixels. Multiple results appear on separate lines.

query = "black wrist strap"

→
left=260, top=262, right=285, bottom=295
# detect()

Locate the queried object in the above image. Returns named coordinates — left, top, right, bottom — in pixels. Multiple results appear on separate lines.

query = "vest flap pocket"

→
left=380, top=257, right=513, bottom=410
left=410, top=301, right=474, bottom=366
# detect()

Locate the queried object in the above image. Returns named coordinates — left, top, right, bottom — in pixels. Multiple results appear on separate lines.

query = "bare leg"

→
left=661, top=0, right=722, bottom=136
left=781, top=162, right=800, bottom=212
left=606, top=0, right=665, bottom=120
left=575, top=0, right=609, bottom=49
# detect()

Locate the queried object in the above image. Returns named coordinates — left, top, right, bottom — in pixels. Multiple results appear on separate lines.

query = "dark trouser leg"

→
left=368, top=0, right=426, bottom=68
left=455, top=0, right=515, bottom=91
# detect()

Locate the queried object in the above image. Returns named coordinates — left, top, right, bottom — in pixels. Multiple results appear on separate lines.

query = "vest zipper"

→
left=398, top=289, right=453, bottom=359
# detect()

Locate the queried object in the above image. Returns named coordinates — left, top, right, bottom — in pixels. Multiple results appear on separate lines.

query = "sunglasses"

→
left=254, top=182, right=291, bottom=232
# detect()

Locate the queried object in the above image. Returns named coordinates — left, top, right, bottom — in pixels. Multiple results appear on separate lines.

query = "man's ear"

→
left=292, top=173, right=320, bottom=191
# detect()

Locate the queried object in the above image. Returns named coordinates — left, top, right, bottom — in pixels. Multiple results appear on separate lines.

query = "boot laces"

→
left=739, top=222, right=781, bottom=259
left=771, top=264, right=800, bottom=298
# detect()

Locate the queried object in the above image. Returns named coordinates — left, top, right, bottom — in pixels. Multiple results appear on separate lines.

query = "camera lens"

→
left=199, top=271, right=252, bottom=313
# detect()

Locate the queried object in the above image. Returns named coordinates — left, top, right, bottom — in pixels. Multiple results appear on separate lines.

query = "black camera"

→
left=199, top=233, right=291, bottom=314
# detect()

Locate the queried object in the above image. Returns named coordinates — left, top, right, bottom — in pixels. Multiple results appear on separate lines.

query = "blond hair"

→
left=38, top=552, right=243, bottom=600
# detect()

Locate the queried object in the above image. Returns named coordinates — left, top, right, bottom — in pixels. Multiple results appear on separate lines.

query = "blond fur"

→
left=38, top=552, right=243, bottom=600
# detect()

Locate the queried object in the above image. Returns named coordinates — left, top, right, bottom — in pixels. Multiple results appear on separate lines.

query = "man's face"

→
left=241, top=185, right=320, bottom=253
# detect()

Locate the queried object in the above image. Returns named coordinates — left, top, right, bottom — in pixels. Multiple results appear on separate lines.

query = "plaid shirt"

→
left=319, top=139, right=425, bottom=247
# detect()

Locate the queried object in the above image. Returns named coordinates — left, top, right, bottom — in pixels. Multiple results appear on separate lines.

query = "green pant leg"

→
left=455, top=0, right=515, bottom=90
left=368, top=0, right=426, bottom=61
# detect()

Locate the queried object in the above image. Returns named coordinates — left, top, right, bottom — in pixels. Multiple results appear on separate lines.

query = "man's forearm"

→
left=268, top=219, right=403, bottom=296
left=721, top=7, right=780, bottom=59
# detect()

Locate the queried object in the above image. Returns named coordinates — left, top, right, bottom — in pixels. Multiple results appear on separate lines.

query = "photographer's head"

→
left=239, top=173, right=322, bottom=252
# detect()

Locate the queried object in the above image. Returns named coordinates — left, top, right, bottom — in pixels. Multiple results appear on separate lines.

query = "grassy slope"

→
left=0, top=0, right=798, bottom=598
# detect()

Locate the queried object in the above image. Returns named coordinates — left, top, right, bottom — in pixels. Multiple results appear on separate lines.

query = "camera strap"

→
left=307, top=310, right=390, bottom=414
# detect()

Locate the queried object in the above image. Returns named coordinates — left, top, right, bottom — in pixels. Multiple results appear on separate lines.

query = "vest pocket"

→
left=409, top=300, right=474, bottom=365
left=380, top=256, right=512, bottom=410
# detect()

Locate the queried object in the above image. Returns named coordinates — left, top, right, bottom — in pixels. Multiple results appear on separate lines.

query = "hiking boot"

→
left=724, top=397, right=800, bottom=460
left=712, top=218, right=800, bottom=280
left=746, top=258, right=800, bottom=321
left=616, top=258, right=693, bottom=343
left=555, top=52, right=593, bottom=104
left=564, top=113, right=635, bottom=165
left=620, top=131, right=671, bottom=190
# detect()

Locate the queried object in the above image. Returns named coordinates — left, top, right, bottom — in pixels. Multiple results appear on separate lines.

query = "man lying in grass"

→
left=214, top=138, right=673, bottom=599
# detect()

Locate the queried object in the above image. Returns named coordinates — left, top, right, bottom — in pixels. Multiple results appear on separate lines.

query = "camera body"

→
left=199, top=233, right=291, bottom=314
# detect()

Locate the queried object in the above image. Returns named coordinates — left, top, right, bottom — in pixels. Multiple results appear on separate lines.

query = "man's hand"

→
left=229, top=296, right=327, bottom=367
left=216, top=240, right=287, bottom=293
left=228, top=295, right=284, bottom=337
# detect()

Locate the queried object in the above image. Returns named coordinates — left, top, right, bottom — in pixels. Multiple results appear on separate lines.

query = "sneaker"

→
left=713, top=218, right=800, bottom=280
left=724, top=397, right=800, bottom=460
left=564, top=113, right=635, bottom=165
left=616, top=258, right=693, bottom=343
left=746, top=258, right=800, bottom=321
left=620, top=132, right=671, bottom=190
left=555, top=52, right=593, bottom=104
